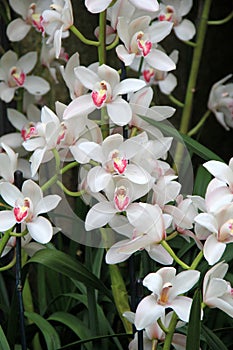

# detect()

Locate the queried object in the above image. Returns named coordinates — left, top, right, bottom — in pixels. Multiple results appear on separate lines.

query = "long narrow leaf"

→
left=48, top=311, right=92, bottom=350
left=24, top=311, right=61, bottom=350
left=0, top=326, right=10, bottom=350
left=202, top=324, right=228, bottom=350
left=25, top=248, right=112, bottom=300
left=186, top=289, right=202, bottom=350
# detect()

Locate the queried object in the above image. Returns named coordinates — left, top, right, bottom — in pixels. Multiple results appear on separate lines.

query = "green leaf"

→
left=24, top=312, right=61, bottom=350
left=186, top=289, right=202, bottom=350
left=25, top=248, right=112, bottom=301
left=193, top=165, right=212, bottom=196
left=0, top=326, right=10, bottom=350
left=48, top=311, right=92, bottom=350
left=140, top=116, right=223, bottom=161
left=202, top=324, right=228, bottom=350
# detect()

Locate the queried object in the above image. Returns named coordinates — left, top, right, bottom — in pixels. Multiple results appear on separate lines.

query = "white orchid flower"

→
left=77, top=132, right=153, bottom=192
left=124, top=311, right=187, bottom=350
left=203, top=261, right=233, bottom=317
left=0, top=143, right=34, bottom=183
left=6, top=0, right=50, bottom=41
left=63, top=64, right=146, bottom=126
left=116, top=16, right=175, bottom=71
left=60, top=52, right=88, bottom=99
left=106, top=203, right=173, bottom=265
left=42, top=0, right=73, bottom=58
left=207, top=74, right=233, bottom=130
left=0, top=50, right=50, bottom=103
left=158, top=0, right=196, bottom=41
left=85, top=0, right=159, bottom=14
left=84, top=176, right=153, bottom=231
left=0, top=180, right=61, bottom=244
left=195, top=202, right=233, bottom=265
left=23, top=103, right=91, bottom=176
left=134, top=267, right=200, bottom=330
left=129, top=86, right=175, bottom=127
left=131, top=49, right=179, bottom=94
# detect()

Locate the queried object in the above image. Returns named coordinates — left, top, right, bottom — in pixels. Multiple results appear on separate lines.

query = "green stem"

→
left=208, top=11, right=233, bottom=25
left=70, top=25, right=99, bottom=46
left=189, top=250, right=204, bottom=270
left=158, top=318, right=169, bottom=334
left=179, top=0, right=212, bottom=135
left=56, top=180, right=85, bottom=197
left=98, top=10, right=107, bottom=65
left=182, top=40, right=197, bottom=47
left=41, top=173, right=58, bottom=192
left=168, top=94, right=184, bottom=108
left=161, top=240, right=190, bottom=270
left=163, top=312, right=178, bottom=350
left=60, top=161, right=79, bottom=174
left=187, top=109, right=211, bottom=136
left=52, top=148, right=60, bottom=173
left=0, top=252, right=16, bottom=271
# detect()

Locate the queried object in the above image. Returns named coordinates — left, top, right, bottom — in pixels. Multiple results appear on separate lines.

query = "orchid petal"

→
left=129, top=0, right=159, bottom=11
left=6, top=19, right=31, bottom=41
left=116, top=45, right=135, bottom=66
left=113, top=78, right=145, bottom=96
left=106, top=98, right=132, bottom=126
left=146, top=49, right=176, bottom=72
left=174, top=19, right=196, bottom=41
left=170, top=270, right=200, bottom=299
left=34, top=195, right=61, bottom=216
left=203, top=160, right=233, bottom=186
left=63, top=95, right=95, bottom=119
left=87, top=166, right=111, bottom=192
left=194, top=213, right=218, bottom=233
left=27, top=216, right=53, bottom=244
left=135, top=295, right=164, bottom=330
left=24, top=76, right=50, bottom=96
left=204, top=234, right=226, bottom=265
left=85, top=0, right=112, bottom=13
left=170, top=296, right=193, bottom=322
left=0, top=182, right=23, bottom=206
left=74, top=66, right=99, bottom=90
left=85, top=202, right=116, bottom=230
left=0, top=211, right=16, bottom=231
left=18, top=52, right=37, bottom=74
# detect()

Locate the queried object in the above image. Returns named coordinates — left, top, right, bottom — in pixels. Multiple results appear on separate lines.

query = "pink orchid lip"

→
left=113, top=157, right=128, bottom=174
left=143, top=68, right=155, bottom=83
left=10, top=66, right=26, bottom=86
left=21, top=123, right=37, bottom=141
left=114, top=186, right=130, bottom=211
left=13, top=198, right=32, bottom=223
left=137, top=33, right=152, bottom=57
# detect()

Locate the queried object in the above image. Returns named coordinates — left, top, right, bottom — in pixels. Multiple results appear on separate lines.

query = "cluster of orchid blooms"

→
left=0, top=0, right=233, bottom=349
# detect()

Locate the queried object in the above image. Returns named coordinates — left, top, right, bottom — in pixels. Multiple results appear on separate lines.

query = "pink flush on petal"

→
left=114, top=186, right=130, bottom=211
left=10, top=67, right=26, bottom=86
left=13, top=198, right=31, bottom=223
left=92, top=81, right=108, bottom=108
left=137, top=33, right=152, bottom=57
left=21, top=122, right=37, bottom=141
left=57, top=123, right=67, bottom=145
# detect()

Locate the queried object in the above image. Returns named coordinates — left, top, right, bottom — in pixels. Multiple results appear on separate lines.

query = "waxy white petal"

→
left=0, top=182, right=23, bottom=206
left=75, top=66, right=99, bottom=90
left=7, top=18, right=31, bottom=41
left=85, top=0, right=112, bottom=13
left=0, top=211, right=16, bottom=231
left=204, top=234, right=226, bottom=265
left=34, top=195, right=61, bottom=216
left=85, top=202, right=117, bottom=231
left=170, top=296, right=193, bottom=322
left=135, top=295, right=164, bottom=330
left=63, top=94, right=95, bottom=119
left=27, top=216, right=53, bottom=244
left=106, top=97, right=132, bottom=126
left=146, top=49, right=176, bottom=72
left=24, top=76, right=50, bottom=96
left=174, top=19, right=196, bottom=41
